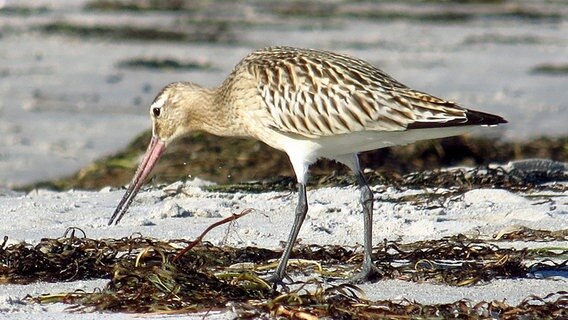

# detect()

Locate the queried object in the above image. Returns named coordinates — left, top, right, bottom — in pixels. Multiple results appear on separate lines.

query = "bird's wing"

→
left=240, top=47, right=471, bottom=138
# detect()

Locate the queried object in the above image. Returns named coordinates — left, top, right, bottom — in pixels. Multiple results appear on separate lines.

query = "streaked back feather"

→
left=230, top=46, right=504, bottom=138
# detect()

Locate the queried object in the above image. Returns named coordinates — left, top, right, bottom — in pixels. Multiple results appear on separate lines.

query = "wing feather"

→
left=237, top=46, right=502, bottom=138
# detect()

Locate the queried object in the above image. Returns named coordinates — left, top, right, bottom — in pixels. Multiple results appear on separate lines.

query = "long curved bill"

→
left=108, top=136, right=166, bottom=225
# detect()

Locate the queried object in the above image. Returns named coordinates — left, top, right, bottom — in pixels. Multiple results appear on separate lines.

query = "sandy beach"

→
left=1, top=0, right=567, bottom=318
left=2, top=168, right=568, bottom=318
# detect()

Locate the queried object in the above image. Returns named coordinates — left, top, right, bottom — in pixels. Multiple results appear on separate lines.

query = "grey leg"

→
left=352, top=170, right=381, bottom=282
left=332, top=154, right=381, bottom=282
left=266, top=183, right=308, bottom=284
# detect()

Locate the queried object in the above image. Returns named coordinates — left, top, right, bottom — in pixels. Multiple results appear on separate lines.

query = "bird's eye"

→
left=152, top=107, right=161, bottom=117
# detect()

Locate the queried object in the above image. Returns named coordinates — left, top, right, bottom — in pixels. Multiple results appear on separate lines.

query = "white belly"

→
left=261, top=126, right=473, bottom=161
left=249, top=126, right=474, bottom=184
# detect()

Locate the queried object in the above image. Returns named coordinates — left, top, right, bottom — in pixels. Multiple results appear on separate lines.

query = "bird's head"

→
left=150, top=81, right=208, bottom=145
left=108, top=82, right=206, bottom=225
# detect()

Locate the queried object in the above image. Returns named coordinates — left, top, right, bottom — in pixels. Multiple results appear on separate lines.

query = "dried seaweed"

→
left=258, top=289, right=568, bottom=320
left=2, top=232, right=566, bottom=286
left=400, top=165, right=567, bottom=193
left=494, top=226, right=568, bottom=242
left=62, top=258, right=274, bottom=313
left=200, top=164, right=567, bottom=196
left=2, top=228, right=567, bottom=316
left=0, top=230, right=117, bottom=284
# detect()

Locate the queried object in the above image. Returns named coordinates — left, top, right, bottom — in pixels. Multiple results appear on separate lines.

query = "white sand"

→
left=1, top=176, right=566, bottom=319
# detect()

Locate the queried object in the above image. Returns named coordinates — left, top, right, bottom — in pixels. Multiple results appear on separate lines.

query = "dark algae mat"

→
left=1, top=229, right=567, bottom=318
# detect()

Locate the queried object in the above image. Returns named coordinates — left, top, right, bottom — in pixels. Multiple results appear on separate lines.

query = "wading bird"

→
left=108, top=46, right=506, bottom=283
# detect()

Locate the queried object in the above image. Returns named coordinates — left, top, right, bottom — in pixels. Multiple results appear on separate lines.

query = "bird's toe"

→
left=263, top=271, right=292, bottom=289
left=350, top=264, right=383, bottom=283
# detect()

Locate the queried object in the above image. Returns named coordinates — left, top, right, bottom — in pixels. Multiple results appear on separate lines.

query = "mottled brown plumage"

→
left=109, top=46, right=507, bottom=284
left=235, top=47, right=503, bottom=137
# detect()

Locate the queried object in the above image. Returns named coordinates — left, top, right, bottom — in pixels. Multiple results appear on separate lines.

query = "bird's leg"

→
left=352, top=170, right=382, bottom=282
left=265, top=183, right=308, bottom=284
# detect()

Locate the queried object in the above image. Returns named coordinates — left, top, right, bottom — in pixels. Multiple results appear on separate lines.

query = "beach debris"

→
left=1, top=226, right=567, bottom=317
left=173, top=208, right=253, bottom=261
left=494, top=225, right=568, bottom=241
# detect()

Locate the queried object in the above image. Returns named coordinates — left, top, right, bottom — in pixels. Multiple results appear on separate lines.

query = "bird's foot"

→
left=262, top=271, right=291, bottom=289
left=350, top=263, right=383, bottom=283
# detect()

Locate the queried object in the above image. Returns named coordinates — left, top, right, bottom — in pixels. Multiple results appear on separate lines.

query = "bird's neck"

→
left=186, top=86, right=250, bottom=138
